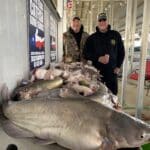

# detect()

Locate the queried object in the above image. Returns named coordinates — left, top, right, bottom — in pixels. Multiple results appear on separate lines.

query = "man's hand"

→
left=98, top=54, right=109, bottom=64
left=114, top=67, right=120, bottom=74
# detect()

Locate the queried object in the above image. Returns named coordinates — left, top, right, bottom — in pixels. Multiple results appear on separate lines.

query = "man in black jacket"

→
left=83, top=13, right=125, bottom=95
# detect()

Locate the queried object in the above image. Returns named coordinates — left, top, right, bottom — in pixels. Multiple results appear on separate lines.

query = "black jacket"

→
left=83, top=26, right=125, bottom=73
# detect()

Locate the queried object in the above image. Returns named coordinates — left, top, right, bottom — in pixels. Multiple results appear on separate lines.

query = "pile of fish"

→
left=11, top=77, right=63, bottom=100
left=0, top=85, right=150, bottom=150
left=11, top=62, right=119, bottom=109
left=0, top=61, right=150, bottom=149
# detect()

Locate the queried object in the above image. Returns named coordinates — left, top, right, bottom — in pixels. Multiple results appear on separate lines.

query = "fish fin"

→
left=31, top=137, right=56, bottom=145
left=2, top=120, right=34, bottom=138
left=100, top=138, right=116, bottom=150
left=0, top=83, right=10, bottom=102
left=0, top=84, right=12, bottom=114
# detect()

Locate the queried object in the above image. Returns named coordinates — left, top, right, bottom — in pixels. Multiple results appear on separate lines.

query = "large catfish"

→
left=0, top=87, right=150, bottom=150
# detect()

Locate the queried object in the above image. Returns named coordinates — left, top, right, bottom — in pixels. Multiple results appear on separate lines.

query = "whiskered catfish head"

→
left=108, top=111, right=150, bottom=148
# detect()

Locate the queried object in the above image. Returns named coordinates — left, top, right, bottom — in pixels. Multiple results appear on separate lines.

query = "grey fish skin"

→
left=2, top=98, right=150, bottom=150
left=11, top=77, right=63, bottom=100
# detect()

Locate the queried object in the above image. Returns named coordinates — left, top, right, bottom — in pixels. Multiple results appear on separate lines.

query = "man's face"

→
left=71, top=19, right=81, bottom=33
left=98, top=19, right=108, bottom=32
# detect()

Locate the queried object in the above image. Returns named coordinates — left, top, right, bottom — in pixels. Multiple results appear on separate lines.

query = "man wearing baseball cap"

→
left=63, top=16, right=89, bottom=63
left=83, top=13, right=125, bottom=95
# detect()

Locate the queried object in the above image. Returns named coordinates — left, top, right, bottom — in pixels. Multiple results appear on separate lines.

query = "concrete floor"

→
left=0, top=79, right=149, bottom=150
left=118, top=79, right=150, bottom=122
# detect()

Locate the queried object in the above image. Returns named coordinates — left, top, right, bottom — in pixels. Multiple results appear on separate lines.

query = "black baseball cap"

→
left=97, top=13, right=107, bottom=21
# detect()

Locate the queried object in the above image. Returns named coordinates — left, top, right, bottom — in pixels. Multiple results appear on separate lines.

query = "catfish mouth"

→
left=117, top=148, right=140, bottom=150
left=115, top=135, right=146, bottom=149
left=11, top=93, right=21, bottom=101
left=6, top=144, right=18, bottom=150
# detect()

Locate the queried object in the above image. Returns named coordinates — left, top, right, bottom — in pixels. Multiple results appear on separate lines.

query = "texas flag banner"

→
left=67, top=0, right=73, bottom=9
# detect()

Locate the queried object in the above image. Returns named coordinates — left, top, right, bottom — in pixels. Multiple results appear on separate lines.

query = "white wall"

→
left=0, top=0, right=62, bottom=96
left=0, top=0, right=29, bottom=92
left=57, top=0, right=64, bottom=62
left=44, top=4, right=51, bottom=66
left=57, top=19, right=63, bottom=62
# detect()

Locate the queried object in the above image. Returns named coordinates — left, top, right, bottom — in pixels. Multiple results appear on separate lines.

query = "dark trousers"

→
left=101, top=72, right=118, bottom=95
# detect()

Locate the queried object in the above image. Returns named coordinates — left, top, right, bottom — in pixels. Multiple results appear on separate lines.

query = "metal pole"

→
left=120, top=0, right=132, bottom=107
left=110, top=0, right=114, bottom=29
left=135, top=0, right=150, bottom=118
left=100, top=0, right=104, bottom=13
left=97, top=0, right=100, bottom=13
left=63, top=0, right=67, bottom=32
left=97, top=0, right=103, bottom=28
left=88, top=10, right=91, bottom=33
left=89, top=2, right=93, bottom=34
left=108, top=5, right=111, bottom=24
left=57, top=0, right=64, bottom=62
left=86, top=9, right=89, bottom=33
left=66, top=0, right=73, bottom=29
left=97, top=0, right=103, bottom=13
left=130, top=0, right=137, bottom=72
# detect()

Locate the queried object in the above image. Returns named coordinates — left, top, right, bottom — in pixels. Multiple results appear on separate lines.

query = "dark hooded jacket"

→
left=63, top=25, right=89, bottom=62
left=83, top=25, right=125, bottom=73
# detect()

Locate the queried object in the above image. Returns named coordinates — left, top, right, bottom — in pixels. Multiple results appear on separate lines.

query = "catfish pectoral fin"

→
left=31, top=137, right=56, bottom=145
left=100, top=138, right=116, bottom=150
left=2, top=120, right=34, bottom=138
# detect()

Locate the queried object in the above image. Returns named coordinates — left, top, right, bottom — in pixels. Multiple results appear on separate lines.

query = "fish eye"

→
left=140, top=133, right=145, bottom=139
left=141, top=135, right=144, bottom=138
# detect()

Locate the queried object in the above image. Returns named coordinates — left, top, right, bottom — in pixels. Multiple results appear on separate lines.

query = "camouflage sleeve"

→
left=63, top=33, right=67, bottom=61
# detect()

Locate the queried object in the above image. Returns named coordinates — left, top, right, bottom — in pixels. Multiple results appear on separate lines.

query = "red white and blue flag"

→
left=67, top=0, right=73, bottom=8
